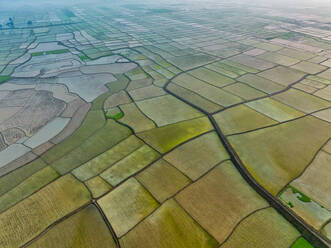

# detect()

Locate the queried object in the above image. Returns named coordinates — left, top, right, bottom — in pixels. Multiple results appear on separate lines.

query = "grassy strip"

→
left=31, top=51, right=44, bottom=56
left=288, top=185, right=311, bottom=203
left=0, top=75, right=10, bottom=84
left=106, top=110, right=124, bottom=120
left=46, top=49, right=69, bottom=55
left=31, top=49, right=69, bottom=57
left=79, top=54, right=90, bottom=61
left=291, top=237, right=315, bottom=248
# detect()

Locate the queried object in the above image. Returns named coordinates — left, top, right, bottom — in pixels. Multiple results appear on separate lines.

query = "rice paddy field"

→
left=0, top=0, right=330, bottom=247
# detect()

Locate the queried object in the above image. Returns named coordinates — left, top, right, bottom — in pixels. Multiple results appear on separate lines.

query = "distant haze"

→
left=1, top=0, right=331, bottom=10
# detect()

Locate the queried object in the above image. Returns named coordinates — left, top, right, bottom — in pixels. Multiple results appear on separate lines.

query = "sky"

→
left=1, top=0, right=331, bottom=10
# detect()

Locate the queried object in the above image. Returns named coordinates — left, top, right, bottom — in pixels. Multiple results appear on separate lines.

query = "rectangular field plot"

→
left=213, top=105, right=277, bottom=135
left=173, top=73, right=242, bottom=107
left=258, top=52, right=300, bottom=66
left=167, top=53, right=216, bottom=70
left=229, top=116, right=331, bottom=195
left=223, top=83, right=266, bottom=100
left=258, top=66, right=306, bottom=86
left=119, top=199, right=219, bottom=248
left=167, top=83, right=223, bottom=113
left=137, top=117, right=213, bottom=154
left=237, top=73, right=285, bottom=94
left=273, top=88, right=331, bottom=113
left=176, top=161, right=268, bottom=243
left=26, top=205, right=117, bottom=248
left=220, top=208, right=299, bottom=248
left=0, top=175, right=91, bottom=248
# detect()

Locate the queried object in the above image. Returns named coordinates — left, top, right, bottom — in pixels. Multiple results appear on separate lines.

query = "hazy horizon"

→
left=1, top=0, right=331, bottom=9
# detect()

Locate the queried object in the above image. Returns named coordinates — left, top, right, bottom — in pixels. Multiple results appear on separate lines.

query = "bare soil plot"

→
left=35, top=83, right=78, bottom=104
left=24, top=117, right=70, bottom=149
left=61, top=98, right=87, bottom=118
left=0, top=90, right=66, bottom=139
left=0, top=107, right=21, bottom=123
left=0, top=135, right=7, bottom=151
